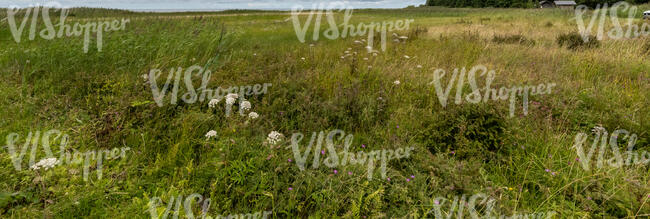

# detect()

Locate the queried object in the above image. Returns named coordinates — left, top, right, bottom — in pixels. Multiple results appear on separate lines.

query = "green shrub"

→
left=556, top=32, right=600, bottom=50
left=417, top=104, right=507, bottom=160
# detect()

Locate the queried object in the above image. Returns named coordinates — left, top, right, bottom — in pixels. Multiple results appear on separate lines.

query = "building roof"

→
left=554, top=1, right=577, bottom=6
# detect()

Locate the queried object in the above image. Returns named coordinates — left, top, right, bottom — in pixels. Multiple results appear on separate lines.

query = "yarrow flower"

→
left=226, top=97, right=236, bottom=105
left=393, top=80, right=400, bottom=85
left=226, top=93, right=239, bottom=99
left=208, top=98, right=220, bottom=108
left=248, top=112, right=259, bottom=119
left=267, top=131, right=284, bottom=145
left=240, top=101, right=251, bottom=111
left=30, top=158, right=59, bottom=170
left=205, top=130, right=217, bottom=139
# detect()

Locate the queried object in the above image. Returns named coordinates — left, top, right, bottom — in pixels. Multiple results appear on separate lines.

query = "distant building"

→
left=540, top=1, right=577, bottom=9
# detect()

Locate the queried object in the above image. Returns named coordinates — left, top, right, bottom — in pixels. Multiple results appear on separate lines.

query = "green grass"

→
left=0, top=5, right=649, bottom=218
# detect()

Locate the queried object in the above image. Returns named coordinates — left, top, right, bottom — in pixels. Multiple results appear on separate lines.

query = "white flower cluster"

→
left=394, top=80, right=400, bottom=85
left=205, top=130, right=218, bottom=139
left=267, top=131, right=284, bottom=145
left=208, top=98, right=220, bottom=108
left=225, top=93, right=239, bottom=105
left=30, top=158, right=60, bottom=170
left=241, top=101, right=251, bottom=111
left=248, top=112, right=259, bottom=119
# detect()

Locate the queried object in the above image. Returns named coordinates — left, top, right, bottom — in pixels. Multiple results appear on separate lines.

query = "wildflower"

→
left=288, top=187, right=293, bottom=191
left=362, top=144, right=366, bottom=148
left=416, top=65, right=422, bottom=69
left=399, top=36, right=408, bottom=40
left=301, top=57, right=305, bottom=61
left=365, top=46, right=373, bottom=50
left=30, top=158, right=59, bottom=170
left=226, top=97, right=236, bottom=105
left=404, top=55, right=410, bottom=59
left=354, top=40, right=362, bottom=44
left=545, top=169, right=550, bottom=172
left=508, top=187, right=513, bottom=191
left=226, top=93, right=238, bottom=100
left=344, top=51, right=350, bottom=54
left=266, top=154, right=273, bottom=160
left=208, top=98, right=220, bottom=108
left=141, top=74, right=148, bottom=81
left=387, top=177, right=391, bottom=181
left=411, top=175, right=415, bottom=179
left=321, top=150, right=325, bottom=155
left=267, top=131, right=284, bottom=145
left=205, top=130, right=217, bottom=139
left=248, top=112, right=259, bottom=119
left=240, top=101, right=252, bottom=111
left=372, top=52, right=378, bottom=56
left=363, top=57, right=368, bottom=61
left=406, top=178, right=410, bottom=182
left=348, top=171, right=353, bottom=175
left=450, top=151, right=455, bottom=155
left=253, top=53, right=257, bottom=56
left=393, top=80, right=400, bottom=85
left=288, top=158, right=292, bottom=162
left=551, top=172, right=557, bottom=176
left=434, top=200, right=440, bottom=205
left=333, top=170, right=338, bottom=174
left=341, top=56, right=345, bottom=59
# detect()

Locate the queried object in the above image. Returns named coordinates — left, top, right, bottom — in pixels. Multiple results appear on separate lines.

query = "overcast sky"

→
left=2, top=0, right=426, bottom=10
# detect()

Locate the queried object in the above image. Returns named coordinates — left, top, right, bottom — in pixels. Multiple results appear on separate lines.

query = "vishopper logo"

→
left=289, top=129, right=414, bottom=180
left=147, top=193, right=271, bottom=219
left=147, top=65, right=271, bottom=115
left=572, top=127, right=648, bottom=170
left=428, top=193, right=556, bottom=219
left=575, top=1, right=650, bottom=42
left=290, top=2, right=414, bottom=52
left=6, top=1, right=129, bottom=53
left=430, top=65, right=556, bottom=117
left=2, top=130, right=130, bottom=181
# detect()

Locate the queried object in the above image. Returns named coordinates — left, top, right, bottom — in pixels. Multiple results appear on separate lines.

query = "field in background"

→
left=0, top=5, right=649, bottom=218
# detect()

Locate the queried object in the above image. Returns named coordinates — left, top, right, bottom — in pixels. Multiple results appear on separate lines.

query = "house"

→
left=540, top=1, right=577, bottom=9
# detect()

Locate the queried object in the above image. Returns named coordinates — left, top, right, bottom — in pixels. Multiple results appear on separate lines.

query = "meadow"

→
left=0, top=4, right=649, bottom=218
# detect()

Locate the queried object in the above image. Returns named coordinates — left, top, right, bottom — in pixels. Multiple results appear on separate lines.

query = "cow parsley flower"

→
left=205, top=130, right=217, bottom=139
left=208, top=98, right=220, bottom=108
left=226, top=93, right=239, bottom=100
left=267, top=131, right=284, bottom=145
left=30, top=158, right=59, bottom=170
left=226, top=97, right=236, bottom=105
left=248, top=112, right=259, bottom=119
left=240, top=101, right=251, bottom=111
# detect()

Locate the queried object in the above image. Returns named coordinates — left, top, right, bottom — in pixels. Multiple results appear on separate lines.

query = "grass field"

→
left=0, top=4, right=649, bottom=218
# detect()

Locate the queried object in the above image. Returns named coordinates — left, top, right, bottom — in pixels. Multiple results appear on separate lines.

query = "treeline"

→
left=425, top=0, right=650, bottom=8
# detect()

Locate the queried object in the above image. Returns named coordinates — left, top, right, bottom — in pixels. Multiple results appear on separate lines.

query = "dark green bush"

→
left=557, top=32, right=600, bottom=50
left=417, top=104, right=507, bottom=160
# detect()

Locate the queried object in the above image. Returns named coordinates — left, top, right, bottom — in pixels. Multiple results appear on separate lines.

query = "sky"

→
left=2, top=0, right=427, bottom=11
